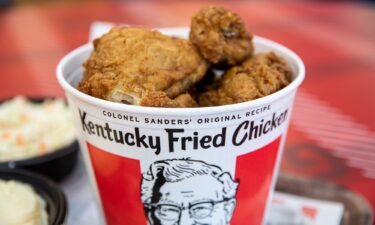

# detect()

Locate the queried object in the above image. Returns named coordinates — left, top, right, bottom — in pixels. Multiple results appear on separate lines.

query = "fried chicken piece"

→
left=140, top=92, right=198, bottom=108
left=199, top=52, right=292, bottom=106
left=78, top=28, right=209, bottom=105
left=190, top=6, right=253, bottom=66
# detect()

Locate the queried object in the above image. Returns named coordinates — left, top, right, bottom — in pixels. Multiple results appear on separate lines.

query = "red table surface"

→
left=1, top=1, right=374, bottom=220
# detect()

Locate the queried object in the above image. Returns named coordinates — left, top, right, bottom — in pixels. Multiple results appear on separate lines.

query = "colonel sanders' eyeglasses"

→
left=145, top=199, right=232, bottom=222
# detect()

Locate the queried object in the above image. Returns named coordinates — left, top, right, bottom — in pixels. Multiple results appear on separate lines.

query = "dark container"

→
left=0, top=141, right=79, bottom=181
left=0, top=169, right=68, bottom=225
left=0, top=97, right=79, bottom=181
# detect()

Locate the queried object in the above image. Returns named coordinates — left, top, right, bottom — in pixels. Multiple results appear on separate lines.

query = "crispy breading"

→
left=199, top=52, right=292, bottom=106
left=189, top=6, right=253, bottom=66
left=78, top=27, right=209, bottom=105
left=140, top=92, right=198, bottom=108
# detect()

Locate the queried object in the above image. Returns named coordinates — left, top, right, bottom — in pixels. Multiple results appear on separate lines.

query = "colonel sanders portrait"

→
left=141, top=158, right=239, bottom=225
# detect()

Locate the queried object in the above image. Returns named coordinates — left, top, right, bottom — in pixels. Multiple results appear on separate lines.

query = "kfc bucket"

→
left=57, top=28, right=305, bottom=225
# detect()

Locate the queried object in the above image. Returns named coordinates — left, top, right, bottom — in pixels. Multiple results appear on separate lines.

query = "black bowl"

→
left=0, top=169, right=67, bottom=225
left=0, top=141, right=79, bottom=181
left=0, top=97, right=79, bottom=181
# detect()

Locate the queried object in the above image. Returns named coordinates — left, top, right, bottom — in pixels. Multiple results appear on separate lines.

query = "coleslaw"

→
left=0, top=96, right=76, bottom=162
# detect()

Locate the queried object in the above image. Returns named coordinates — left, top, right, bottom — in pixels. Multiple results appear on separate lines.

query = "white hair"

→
left=141, top=158, right=239, bottom=204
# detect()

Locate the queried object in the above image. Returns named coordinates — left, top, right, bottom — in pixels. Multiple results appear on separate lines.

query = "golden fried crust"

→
left=189, top=6, right=253, bottom=66
left=199, top=52, right=292, bottom=106
left=78, top=28, right=209, bottom=105
left=140, top=92, right=198, bottom=108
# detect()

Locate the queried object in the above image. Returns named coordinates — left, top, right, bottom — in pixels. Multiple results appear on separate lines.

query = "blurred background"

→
left=1, top=0, right=375, bottom=8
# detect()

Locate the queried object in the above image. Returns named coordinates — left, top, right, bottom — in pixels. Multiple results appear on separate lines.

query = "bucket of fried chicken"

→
left=57, top=6, right=304, bottom=225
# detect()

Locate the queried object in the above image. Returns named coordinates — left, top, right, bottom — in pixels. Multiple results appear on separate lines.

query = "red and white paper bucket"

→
left=57, top=28, right=305, bottom=225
